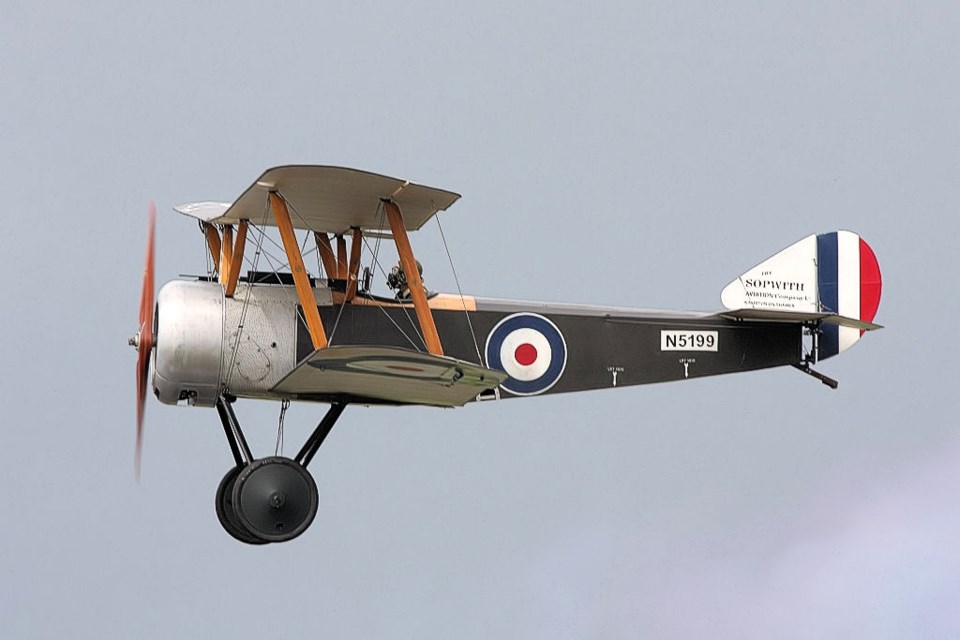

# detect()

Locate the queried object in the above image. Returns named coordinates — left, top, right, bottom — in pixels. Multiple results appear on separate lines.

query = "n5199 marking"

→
left=660, top=330, right=718, bottom=351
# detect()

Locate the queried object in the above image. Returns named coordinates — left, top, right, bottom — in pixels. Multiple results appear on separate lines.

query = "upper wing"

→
left=175, top=165, right=460, bottom=234
left=271, top=345, right=506, bottom=407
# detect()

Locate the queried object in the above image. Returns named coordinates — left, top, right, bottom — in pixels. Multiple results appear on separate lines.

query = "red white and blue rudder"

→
left=720, top=230, right=882, bottom=360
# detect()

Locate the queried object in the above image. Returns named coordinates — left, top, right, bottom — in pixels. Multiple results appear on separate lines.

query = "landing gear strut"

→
left=214, top=396, right=346, bottom=544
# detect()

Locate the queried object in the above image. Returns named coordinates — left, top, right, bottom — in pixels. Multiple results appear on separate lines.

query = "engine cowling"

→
left=154, top=280, right=224, bottom=406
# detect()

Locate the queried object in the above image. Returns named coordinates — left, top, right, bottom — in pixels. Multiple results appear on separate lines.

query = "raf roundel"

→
left=485, top=313, right=567, bottom=396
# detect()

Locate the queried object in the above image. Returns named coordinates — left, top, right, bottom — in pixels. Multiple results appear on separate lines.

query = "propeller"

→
left=130, top=202, right=156, bottom=481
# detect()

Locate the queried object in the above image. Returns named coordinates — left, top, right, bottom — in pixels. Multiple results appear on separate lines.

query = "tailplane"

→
left=721, top=231, right=882, bottom=360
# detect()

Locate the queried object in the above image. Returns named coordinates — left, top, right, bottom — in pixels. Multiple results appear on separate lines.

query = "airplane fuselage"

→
left=154, top=278, right=801, bottom=407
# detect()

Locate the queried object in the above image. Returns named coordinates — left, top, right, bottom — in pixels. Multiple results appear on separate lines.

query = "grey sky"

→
left=2, top=2, right=959, bottom=638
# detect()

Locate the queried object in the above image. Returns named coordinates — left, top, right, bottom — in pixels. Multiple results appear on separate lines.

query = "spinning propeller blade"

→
left=134, top=202, right=156, bottom=481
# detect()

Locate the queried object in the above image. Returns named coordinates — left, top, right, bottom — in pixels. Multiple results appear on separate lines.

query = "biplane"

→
left=131, top=165, right=883, bottom=544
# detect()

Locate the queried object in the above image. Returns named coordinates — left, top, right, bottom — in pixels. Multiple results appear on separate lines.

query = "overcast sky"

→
left=2, top=2, right=959, bottom=638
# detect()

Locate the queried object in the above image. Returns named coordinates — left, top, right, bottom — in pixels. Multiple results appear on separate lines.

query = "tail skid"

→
left=792, top=363, right=839, bottom=389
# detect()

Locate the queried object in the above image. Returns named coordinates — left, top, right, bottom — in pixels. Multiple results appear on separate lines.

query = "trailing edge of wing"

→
left=720, top=309, right=883, bottom=331
left=271, top=345, right=507, bottom=407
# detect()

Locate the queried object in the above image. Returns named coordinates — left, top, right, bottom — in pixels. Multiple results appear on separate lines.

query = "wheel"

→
left=215, top=466, right=269, bottom=545
left=232, top=457, right=318, bottom=543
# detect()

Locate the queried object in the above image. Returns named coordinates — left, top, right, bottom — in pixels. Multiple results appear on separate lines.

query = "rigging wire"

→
left=223, top=206, right=269, bottom=391
left=326, top=234, right=361, bottom=345
left=360, top=232, right=428, bottom=352
left=244, top=225, right=306, bottom=273
left=222, top=192, right=325, bottom=398
left=340, top=247, right=423, bottom=351
left=283, top=194, right=337, bottom=344
left=222, top=191, right=440, bottom=373
left=245, top=198, right=326, bottom=274
left=364, top=200, right=430, bottom=350
left=274, top=398, right=289, bottom=456
left=435, top=215, right=483, bottom=364
left=285, top=198, right=327, bottom=274
left=198, top=220, right=213, bottom=277
left=370, top=200, right=386, bottom=275
left=245, top=221, right=316, bottom=344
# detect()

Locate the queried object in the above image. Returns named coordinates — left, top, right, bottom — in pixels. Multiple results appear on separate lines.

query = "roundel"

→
left=485, top=313, right=567, bottom=396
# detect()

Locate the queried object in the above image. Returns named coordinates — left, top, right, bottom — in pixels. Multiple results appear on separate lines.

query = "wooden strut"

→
left=203, top=223, right=222, bottom=275
left=269, top=192, right=328, bottom=350
left=314, top=232, right=339, bottom=280
left=219, top=225, right=233, bottom=285
left=383, top=200, right=443, bottom=356
left=224, top=221, right=248, bottom=298
left=346, top=227, right=363, bottom=301
left=336, top=234, right=348, bottom=279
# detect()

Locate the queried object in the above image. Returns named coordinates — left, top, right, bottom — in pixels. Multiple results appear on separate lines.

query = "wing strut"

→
left=203, top=222, right=222, bottom=275
left=224, top=220, right=248, bottom=297
left=202, top=220, right=249, bottom=297
left=219, top=224, right=233, bottom=285
left=336, top=234, right=348, bottom=278
left=269, top=192, right=329, bottom=349
left=384, top=200, right=443, bottom=356
left=346, top=227, right=362, bottom=301
left=314, top=232, right=339, bottom=280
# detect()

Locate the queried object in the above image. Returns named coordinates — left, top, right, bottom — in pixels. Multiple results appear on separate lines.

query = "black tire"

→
left=232, top=457, right=318, bottom=543
left=215, top=466, right=269, bottom=545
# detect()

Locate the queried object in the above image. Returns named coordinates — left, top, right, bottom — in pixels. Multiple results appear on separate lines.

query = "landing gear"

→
left=213, top=396, right=346, bottom=544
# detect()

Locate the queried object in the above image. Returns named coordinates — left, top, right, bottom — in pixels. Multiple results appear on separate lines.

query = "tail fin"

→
left=721, top=231, right=882, bottom=359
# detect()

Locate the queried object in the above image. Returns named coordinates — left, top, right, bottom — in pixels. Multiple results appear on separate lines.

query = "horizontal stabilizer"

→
left=271, top=345, right=506, bottom=407
left=720, top=309, right=882, bottom=331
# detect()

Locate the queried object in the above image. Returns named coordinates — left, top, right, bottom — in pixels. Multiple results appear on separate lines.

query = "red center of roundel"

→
left=514, top=343, right=538, bottom=366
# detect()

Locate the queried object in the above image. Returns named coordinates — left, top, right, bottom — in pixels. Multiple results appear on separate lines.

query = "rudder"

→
left=721, top=231, right=882, bottom=360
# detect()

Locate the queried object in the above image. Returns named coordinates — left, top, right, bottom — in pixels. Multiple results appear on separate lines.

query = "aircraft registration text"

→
left=660, top=330, right=718, bottom=352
